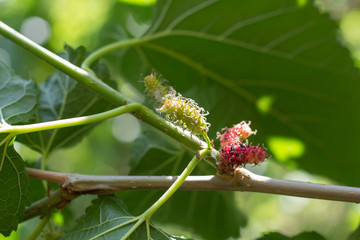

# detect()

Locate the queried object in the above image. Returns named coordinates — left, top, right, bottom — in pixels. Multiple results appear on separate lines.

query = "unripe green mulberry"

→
left=143, top=73, right=169, bottom=105
left=143, top=71, right=210, bottom=136
left=157, top=94, right=210, bottom=136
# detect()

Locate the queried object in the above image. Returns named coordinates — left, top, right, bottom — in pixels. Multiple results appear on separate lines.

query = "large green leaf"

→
left=17, top=45, right=115, bottom=154
left=117, top=0, right=360, bottom=186
left=63, top=195, right=192, bottom=240
left=119, top=130, right=246, bottom=240
left=0, top=145, right=29, bottom=236
left=0, top=60, right=38, bottom=124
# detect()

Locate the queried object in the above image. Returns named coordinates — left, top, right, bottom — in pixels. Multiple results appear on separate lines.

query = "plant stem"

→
left=24, top=189, right=78, bottom=221
left=202, top=131, right=212, bottom=149
left=120, top=150, right=207, bottom=240
left=0, top=103, right=142, bottom=135
left=28, top=212, right=51, bottom=240
left=0, top=21, right=204, bottom=152
left=25, top=167, right=360, bottom=212
left=141, top=150, right=207, bottom=219
left=81, top=38, right=146, bottom=71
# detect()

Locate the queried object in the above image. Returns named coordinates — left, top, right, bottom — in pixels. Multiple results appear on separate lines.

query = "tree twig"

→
left=24, top=188, right=79, bottom=221
left=25, top=167, right=360, bottom=221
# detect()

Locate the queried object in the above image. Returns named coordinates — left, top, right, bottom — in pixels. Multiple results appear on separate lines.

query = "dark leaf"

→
left=258, top=231, right=326, bottom=240
left=0, top=145, right=29, bottom=236
left=63, top=195, right=192, bottom=240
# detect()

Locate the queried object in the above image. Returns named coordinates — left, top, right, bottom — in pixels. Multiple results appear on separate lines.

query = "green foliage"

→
left=0, top=145, right=29, bottom=236
left=258, top=231, right=326, bottom=240
left=348, top=222, right=360, bottom=240
left=17, top=45, right=115, bottom=154
left=0, top=59, right=33, bottom=236
left=64, top=195, right=192, bottom=240
left=0, top=61, right=38, bottom=124
left=119, top=0, right=360, bottom=186
left=120, top=130, right=246, bottom=240
left=1, top=0, right=360, bottom=239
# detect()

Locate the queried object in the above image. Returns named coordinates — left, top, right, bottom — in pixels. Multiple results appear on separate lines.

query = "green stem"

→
left=81, top=38, right=146, bottom=71
left=202, top=131, right=212, bottom=149
left=28, top=213, right=51, bottom=240
left=142, top=149, right=208, bottom=218
left=121, top=150, right=210, bottom=240
left=0, top=21, right=204, bottom=152
left=0, top=103, right=143, bottom=135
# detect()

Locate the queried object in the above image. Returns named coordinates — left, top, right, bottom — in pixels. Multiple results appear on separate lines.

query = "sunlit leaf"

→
left=63, top=195, right=192, bottom=240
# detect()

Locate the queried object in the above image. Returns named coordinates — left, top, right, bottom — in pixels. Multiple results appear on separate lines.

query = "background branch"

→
left=25, top=167, right=360, bottom=220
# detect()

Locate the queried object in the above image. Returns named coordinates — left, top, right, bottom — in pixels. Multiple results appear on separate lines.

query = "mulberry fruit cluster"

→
left=143, top=73, right=169, bottom=105
left=143, top=72, right=210, bottom=136
left=217, top=122, right=267, bottom=174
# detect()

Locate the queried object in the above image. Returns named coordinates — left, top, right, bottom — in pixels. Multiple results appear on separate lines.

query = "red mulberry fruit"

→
left=218, top=121, right=256, bottom=147
left=220, top=144, right=266, bottom=166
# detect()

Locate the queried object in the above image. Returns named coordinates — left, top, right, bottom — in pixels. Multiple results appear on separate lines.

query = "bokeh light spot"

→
left=297, top=0, right=308, bottom=8
left=256, top=95, right=274, bottom=114
left=53, top=212, right=64, bottom=226
left=118, top=0, right=156, bottom=6
left=267, top=137, right=305, bottom=163
left=112, top=113, right=141, bottom=143
left=20, top=16, right=51, bottom=45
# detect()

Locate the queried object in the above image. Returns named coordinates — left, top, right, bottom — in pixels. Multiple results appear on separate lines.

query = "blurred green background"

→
left=1, top=0, right=360, bottom=239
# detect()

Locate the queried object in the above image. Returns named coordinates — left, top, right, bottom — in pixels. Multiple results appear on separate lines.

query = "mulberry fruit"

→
left=220, top=144, right=266, bottom=166
left=157, top=93, right=210, bottom=136
left=218, top=121, right=255, bottom=148
left=143, top=73, right=169, bottom=105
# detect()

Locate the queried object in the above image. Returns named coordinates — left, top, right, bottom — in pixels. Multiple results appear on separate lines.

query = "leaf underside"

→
left=0, top=60, right=38, bottom=125
left=118, top=0, right=360, bottom=186
left=17, top=45, right=116, bottom=155
left=0, top=145, right=29, bottom=236
left=63, top=195, right=192, bottom=240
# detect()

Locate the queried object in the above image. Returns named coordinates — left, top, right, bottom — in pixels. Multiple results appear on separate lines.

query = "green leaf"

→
left=258, top=231, right=326, bottom=240
left=0, top=60, right=38, bottom=125
left=118, top=0, right=360, bottom=186
left=130, top=130, right=181, bottom=167
left=119, top=130, right=246, bottom=240
left=0, top=145, right=29, bottom=236
left=17, top=45, right=115, bottom=154
left=348, top=221, right=360, bottom=240
left=63, top=195, right=192, bottom=240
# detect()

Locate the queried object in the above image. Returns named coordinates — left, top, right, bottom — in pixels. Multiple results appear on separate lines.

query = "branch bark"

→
left=25, top=167, right=360, bottom=220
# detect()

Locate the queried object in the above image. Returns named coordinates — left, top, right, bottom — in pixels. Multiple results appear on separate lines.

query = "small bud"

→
left=143, top=73, right=169, bottom=105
